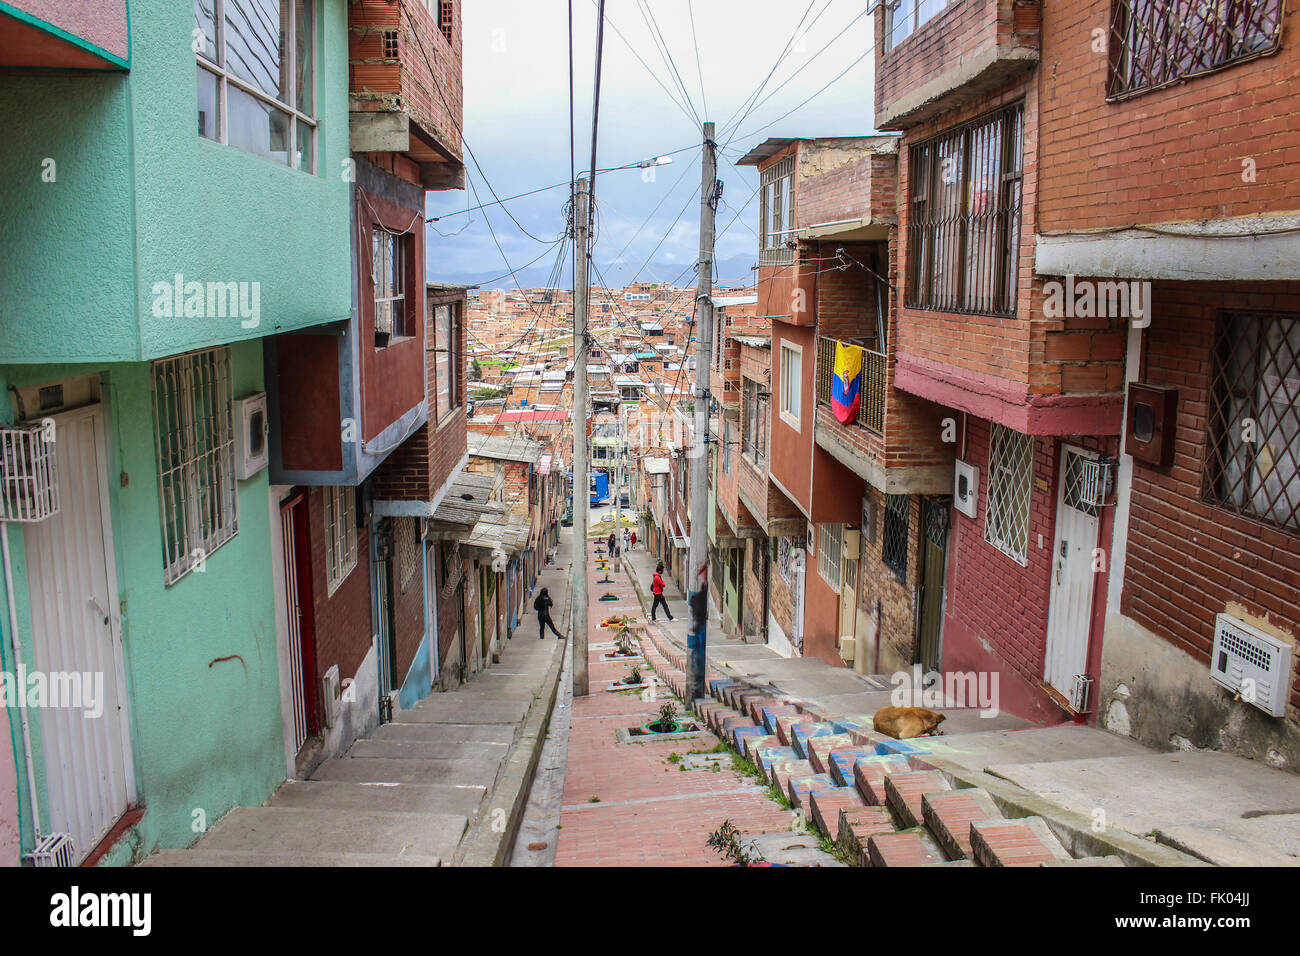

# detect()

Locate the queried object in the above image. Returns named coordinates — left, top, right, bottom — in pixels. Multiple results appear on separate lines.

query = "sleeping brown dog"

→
left=872, top=706, right=946, bottom=740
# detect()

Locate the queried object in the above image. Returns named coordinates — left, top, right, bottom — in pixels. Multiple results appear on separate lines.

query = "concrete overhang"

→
left=875, top=44, right=1039, bottom=131
left=349, top=109, right=466, bottom=190
left=814, top=421, right=952, bottom=495
left=0, top=3, right=129, bottom=70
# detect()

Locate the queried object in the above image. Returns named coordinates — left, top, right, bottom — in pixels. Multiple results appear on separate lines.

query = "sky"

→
left=424, top=0, right=879, bottom=291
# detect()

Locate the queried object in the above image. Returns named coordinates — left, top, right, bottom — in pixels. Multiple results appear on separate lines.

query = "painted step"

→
left=743, top=734, right=779, bottom=761
left=848, top=727, right=890, bottom=750
left=707, top=707, right=738, bottom=735
left=867, top=829, right=948, bottom=867
left=922, top=788, right=1003, bottom=861
left=852, top=754, right=913, bottom=805
left=755, top=746, right=797, bottom=782
left=771, top=760, right=815, bottom=794
left=709, top=678, right=739, bottom=700
left=761, top=704, right=800, bottom=735
left=838, top=806, right=897, bottom=866
left=806, top=734, right=855, bottom=775
left=828, top=747, right=875, bottom=788
left=788, top=774, right=837, bottom=810
left=809, top=787, right=866, bottom=839
left=745, top=696, right=779, bottom=724
left=970, top=817, right=1073, bottom=867
left=198, top=806, right=465, bottom=859
left=791, top=722, right=838, bottom=759
left=775, top=713, right=816, bottom=747
left=732, top=725, right=766, bottom=750
left=827, top=714, right=875, bottom=736
left=720, top=715, right=756, bottom=740
left=884, top=771, right=953, bottom=829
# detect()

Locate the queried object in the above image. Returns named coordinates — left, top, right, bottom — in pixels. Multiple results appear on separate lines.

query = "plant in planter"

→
left=706, top=819, right=765, bottom=867
left=649, top=701, right=679, bottom=734
left=627, top=666, right=643, bottom=685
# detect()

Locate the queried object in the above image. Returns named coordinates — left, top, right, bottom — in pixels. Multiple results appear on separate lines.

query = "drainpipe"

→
left=1, top=522, right=44, bottom=841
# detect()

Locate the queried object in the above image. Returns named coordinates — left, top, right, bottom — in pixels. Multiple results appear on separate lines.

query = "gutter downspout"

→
left=2, top=523, right=43, bottom=841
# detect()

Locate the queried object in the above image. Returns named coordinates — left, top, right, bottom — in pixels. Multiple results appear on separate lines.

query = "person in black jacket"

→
left=534, top=588, right=563, bottom=639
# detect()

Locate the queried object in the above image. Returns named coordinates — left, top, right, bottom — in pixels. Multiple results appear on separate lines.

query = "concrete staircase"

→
left=631, top=621, right=1207, bottom=868
left=143, top=635, right=561, bottom=867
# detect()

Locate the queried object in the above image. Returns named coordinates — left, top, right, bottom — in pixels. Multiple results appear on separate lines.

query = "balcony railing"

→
left=816, top=335, right=886, bottom=434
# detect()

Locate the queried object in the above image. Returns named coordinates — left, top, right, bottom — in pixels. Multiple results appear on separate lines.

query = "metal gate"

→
left=916, top=498, right=950, bottom=672
left=278, top=493, right=312, bottom=754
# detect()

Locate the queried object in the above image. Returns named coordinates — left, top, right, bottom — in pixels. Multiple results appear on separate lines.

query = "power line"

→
left=733, top=48, right=874, bottom=144
left=592, top=0, right=699, bottom=133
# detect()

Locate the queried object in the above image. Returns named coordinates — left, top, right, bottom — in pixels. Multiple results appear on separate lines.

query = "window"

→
left=373, top=228, right=409, bottom=348
left=439, top=1, right=454, bottom=44
left=984, top=424, right=1035, bottom=564
left=777, top=534, right=804, bottom=585
left=1205, top=311, right=1300, bottom=532
left=908, top=104, right=1024, bottom=317
left=195, top=0, right=317, bottom=172
left=780, top=343, right=802, bottom=428
left=1108, top=0, right=1283, bottom=99
left=751, top=536, right=763, bottom=577
left=742, top=378, right=768, bottom=468
left=723, top=420, right=732, bottom=475
left=324, top=485, right=357, bottom=595
left=397, top=516, right=418, bottom=591
left=759, top=156, right=795, bottom=267
left=152, top=347, right=238, bottom=585
left=887, top=0, right=949, bottom=49
left=433, top=302, right=460, bottom=418
left=817, top=523, right=843, bottom=591
left=381, top=29, right=398, bottom=59
left=883, top=494, right=910, bottom=581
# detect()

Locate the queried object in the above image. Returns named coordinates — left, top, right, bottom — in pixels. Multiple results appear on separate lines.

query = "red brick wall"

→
left=796, top=149, right=898, bottom=228
left=1038, top=4, right=1300, bottom=231
left=857, top=486, right=920, bottom=669
left=875, top=0, right=1040, bottom=124
left=307, top=487, right=372, bottom=689
left=390, top=518, right=426, bottom=684
left=1121, top=283, right=1300, bottom=715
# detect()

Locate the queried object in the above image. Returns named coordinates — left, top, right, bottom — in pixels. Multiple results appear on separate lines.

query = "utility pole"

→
left=614, top=398, right=624, bottom=575
left=686, top=121, right=717, bottom=707
left=572, top=175, right=591, bottom=697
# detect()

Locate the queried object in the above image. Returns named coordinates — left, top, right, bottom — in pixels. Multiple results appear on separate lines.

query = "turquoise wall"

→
left=0, top=0, right=353, bottom=364
left=1, top=341, right=286, bottom=862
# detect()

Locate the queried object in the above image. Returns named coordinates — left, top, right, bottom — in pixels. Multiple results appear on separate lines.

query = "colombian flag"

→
left=831, top=342, right=864, bottom=424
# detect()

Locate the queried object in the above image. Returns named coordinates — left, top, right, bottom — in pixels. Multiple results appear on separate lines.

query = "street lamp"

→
left=637, top=156, right=674, bottom=169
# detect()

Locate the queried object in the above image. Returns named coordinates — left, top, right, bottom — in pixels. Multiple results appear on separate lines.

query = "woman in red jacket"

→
left=650, top=563, right=674, bottom=622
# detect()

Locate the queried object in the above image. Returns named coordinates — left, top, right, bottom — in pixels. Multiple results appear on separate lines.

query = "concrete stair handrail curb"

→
left=454, top=637, right=566, bottom=867
left=926, top=761, right=1209, bottom=867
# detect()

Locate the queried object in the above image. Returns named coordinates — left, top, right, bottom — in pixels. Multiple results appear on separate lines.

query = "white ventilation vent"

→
left=1211, top=614, right=1293, bottom=717
left=25, top=832, right=75, bottom=867
left=0, top=424, right=60, bottom=522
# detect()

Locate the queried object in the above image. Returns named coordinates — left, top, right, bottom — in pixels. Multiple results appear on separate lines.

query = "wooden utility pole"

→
left=572, top=176, right=591, bottom=697
left=686, top=121, right=717, bottom=706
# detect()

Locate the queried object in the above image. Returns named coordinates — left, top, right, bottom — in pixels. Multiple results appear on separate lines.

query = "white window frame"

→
left=984, top=423, right=1034, bottom=565
left=780, top=342, right=802, bottom=430
left=887, top=0, right=950, bottom=51
left=324, top=485, right=358, bottom=595
left=817, top=522, right=843, bottom=592
left=152, top=346, right=239, bottom=586
left=374, top=227, right=409, bottom=347
left=759, top=156, right=796, bottom=266
left=195, top=0, right=318, bottom=173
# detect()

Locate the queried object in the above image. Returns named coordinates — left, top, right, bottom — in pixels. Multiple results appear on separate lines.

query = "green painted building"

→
left=0, top=0, right=352, bottom=864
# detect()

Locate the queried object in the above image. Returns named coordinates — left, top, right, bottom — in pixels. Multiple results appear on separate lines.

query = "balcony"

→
left=815, top=336, right=886, bottom=435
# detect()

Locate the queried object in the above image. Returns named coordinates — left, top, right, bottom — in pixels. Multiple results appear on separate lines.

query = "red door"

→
left=280, top=491, right=319, bottom=749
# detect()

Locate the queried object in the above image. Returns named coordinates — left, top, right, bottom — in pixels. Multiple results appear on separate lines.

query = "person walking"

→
left=607, top=531, right=617, bottom=555
left=650, top=563, right=674, bottom=622
left=630, top=529, right=637, bottom=550
left=534, top=587, right=563, bottom=639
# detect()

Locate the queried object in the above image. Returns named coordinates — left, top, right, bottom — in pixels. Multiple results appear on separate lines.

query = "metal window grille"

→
left=1061, top=452, right=1105, bottom=518
left=1205, top=311, right=1300, bottom=533
left=1107, top=0, right=1283, bottom=100
left=382, top=29, right=398, bottom=59
left=907, top=104, right=1024, bottom=317
left=398, top=516, right=419, bottom=591
left=440, top=0, right=454, bottom=44
left=374, top=228, right=407, bottom=345
left=817, top=522, right=843, bottom=591
left=324, top=485, right=357, bottom=595
left=0, top=424, right=59, bottom=522
left=758, top=156, right=795, bottom=267
left=152, top=346, right=238, bottom=586
left=883, top=494, right=910, bottom=580
left=984, top=424, right=1034, bottom=564
left=751, top=536, right=763, bottom=576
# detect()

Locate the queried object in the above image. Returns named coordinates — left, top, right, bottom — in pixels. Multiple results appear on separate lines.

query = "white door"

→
left=792, top=550, right=806, bottom=655
left=839, top=552, right=858, bottom=658
left=1044, top=446, right=1102, bottom=700
left=22, top=404, right=135, bottom=862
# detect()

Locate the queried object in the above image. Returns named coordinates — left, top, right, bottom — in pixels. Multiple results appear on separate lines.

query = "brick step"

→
left=827, top=747, right=875, bottom=788
left=742, top=734, right=778, bottom=761
left=732, top=724, right=766, bottom=750
left=867, top=828, right=948, bottom=867
left=789, top=774, right=837, bottom=809
left=745, top=696, right=781, bottom=725
left=922, top=788, right=1003, bottom=861
left=771, top=760, right=815, bottom=794
left=755, top=745, right=797, bottom=782
left=884, top=770, right=953, bottom=829
left=809, top=787, right=866, bottom=839
left=806, top=734, right=856, bottom=774
left=970, top=817, right=1073, bottom=867
left=774, top=713, right=816, bottom=747
left=852, top=754, right=912, bottom=805
left=838, top=806, right=897, bottom=866
left=791, top=722, right=838, bottom=759
left=760, top=704, right=800, bottom=735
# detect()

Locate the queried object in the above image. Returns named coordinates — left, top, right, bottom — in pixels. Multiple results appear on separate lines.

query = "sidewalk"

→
left=142, top=533, right=572, bottom=867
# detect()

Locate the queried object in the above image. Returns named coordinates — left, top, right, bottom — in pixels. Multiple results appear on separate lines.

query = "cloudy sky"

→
left=424, top=0, right=878, bottom=291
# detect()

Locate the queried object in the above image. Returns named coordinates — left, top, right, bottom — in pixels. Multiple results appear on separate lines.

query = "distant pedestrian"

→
left=622, top=528, right=631, bottom=550
left=650, top=563, right=674, bottom=622
left=534, top=588, right=563, bottom=639
left=607, top=532, right=617, bottom=555
left=630, top=530, right=638, bottom=549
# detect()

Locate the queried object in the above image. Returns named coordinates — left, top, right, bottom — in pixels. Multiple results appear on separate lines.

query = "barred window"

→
left=759, top=156, right=795, bottom=267
left=439, top=0, right=454, bottom=44
left=1205, top=311, right=1300, bottom=532
left=907, top=104, right=1024, bottom=317
left=883, top=494, right=910, bottom=581
left=984, top=424, right=1035, bottom=564
left=1108, top=0, right=1283, bottom=100
left=152, top=347, right=238, bottom=585
left=324, top=485, right=357, bottom=595
left=817, top=522, right=843, bottom=591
